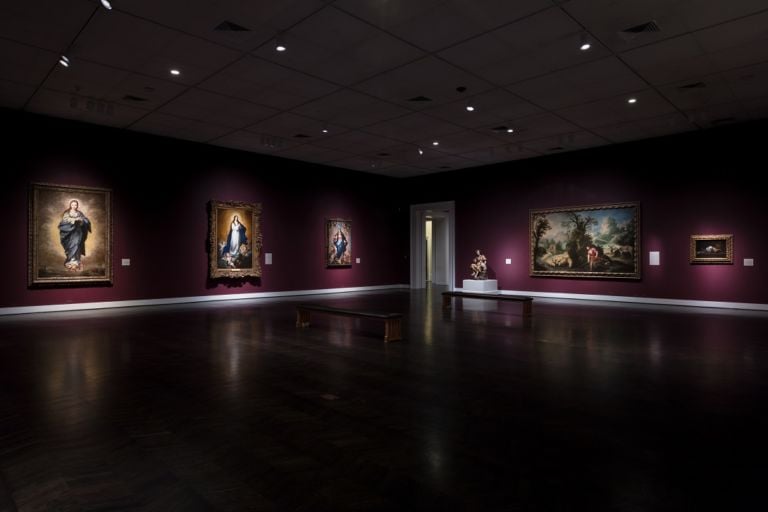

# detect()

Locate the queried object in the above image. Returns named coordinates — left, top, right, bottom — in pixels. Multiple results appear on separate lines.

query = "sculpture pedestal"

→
left=462, top=279, right=498, bottom=293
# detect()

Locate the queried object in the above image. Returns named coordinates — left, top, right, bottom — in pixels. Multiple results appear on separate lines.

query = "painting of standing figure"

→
left=29, top=183, right=112, bottom=285
left=326, top=219, right=352, bottom=267
left=530, top=202, right=640, bottom=279
left=209, top=200, right=262, bottom=279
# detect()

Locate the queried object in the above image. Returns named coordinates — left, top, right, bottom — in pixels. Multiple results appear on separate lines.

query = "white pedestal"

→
left=462, top=279, right=498, bottom=293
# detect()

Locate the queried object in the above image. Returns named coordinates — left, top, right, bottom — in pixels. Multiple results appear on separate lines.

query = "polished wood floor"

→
left=1, top=289, right=767, bottom=511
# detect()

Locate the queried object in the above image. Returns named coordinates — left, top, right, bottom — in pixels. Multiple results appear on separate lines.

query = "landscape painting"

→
left=530, top=202, right=640, bottom=279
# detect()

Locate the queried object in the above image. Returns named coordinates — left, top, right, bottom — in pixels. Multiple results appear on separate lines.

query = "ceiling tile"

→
left=363, top=113, right=463, bottom=142
left=460, top=144, right=541, bottom=163
left=0, top=40, right=58, bottom=87
left=315, top=131, right=400, bottom=153
left=26, top=88, right=148, bottom=128
left=0, top=0, right=95, bottom=52
left=557, top=89, right=677, bottom=129
left=292, top=89, right=410, bottom=129
left=719, top=62, right=768, bottom=102
left=426, top=130, right=510, bottom=155
left=353, top=57, right=494, bottom=108
left=562, top=0, right=767, bottom=52
left=335, top=0, right=551, bottom=52
left=159, top=89, right=278, bottom=129
left=130, top=112, right=234, bottom=142
left=274, top=144, right=356, bottom=164
left=508, top=57, right=647, bottom=110
left=423, top=88, right=542, bottom=129
left=42, top=60, right=188, bottom=111
left=198, top=56, right=339, bottom=110
left=252, top=7, right=424, bottom=86
left=244, top=112, right=347, bottom=141
left=212, top=130, right=299, bottom=153
left=499, top=112, right=580, bottom=143
left=658, top=76, right=735, bottom=111
left=0, top=79, right=36, bottom=109
left=438, top=7, right=613, bottom=85
left=592, top=112, right=696, bottom=143
left=118, top=0, right=328, bottom=51
left=73, top=11, right=241, bottom=86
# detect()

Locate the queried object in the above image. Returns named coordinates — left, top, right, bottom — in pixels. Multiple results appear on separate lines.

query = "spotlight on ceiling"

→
left=627, top=97, right=637, bottom=104
left=418, top=147, right=424, bottom=155
left=465, top=104, right=475, bottom=112
left=579, top=34, right=592, bottom=51
left=275, top=34, right=287, bottom=52
left=170, top=69, right=181, bottom=76
left=432, top=141, right=439, bottom=146
left=100, top=0, right=113, bottom=10
left=58, top=55, right=70, bottom=68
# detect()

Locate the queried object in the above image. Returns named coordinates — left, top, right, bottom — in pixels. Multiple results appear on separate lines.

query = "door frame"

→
left=410, top=201, right=455, bottom=290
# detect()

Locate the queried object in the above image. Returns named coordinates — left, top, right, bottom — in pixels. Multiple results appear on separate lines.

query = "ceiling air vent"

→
left=678, top=82, right=706, bottom=90
left=214, top=20, right=250, bottom=32
left=619, top=20, right=661, bottom=41
left=407, top=95, right=432, bottom=102
left=122, top=94, right=148, bottom=102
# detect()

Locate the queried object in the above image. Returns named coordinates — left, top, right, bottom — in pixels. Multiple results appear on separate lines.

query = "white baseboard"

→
left=0, top=284, right=410, bottom=316
left=455, top=288, right=768, bottom=312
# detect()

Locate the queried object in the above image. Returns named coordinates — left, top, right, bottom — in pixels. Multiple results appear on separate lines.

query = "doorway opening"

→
left=410, top=201, right=455, bottom=290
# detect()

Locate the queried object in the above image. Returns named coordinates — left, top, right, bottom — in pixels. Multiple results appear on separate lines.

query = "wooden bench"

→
left=442, top=291, right=533, bottom=317
left=296, top=304, right=403, bottom=342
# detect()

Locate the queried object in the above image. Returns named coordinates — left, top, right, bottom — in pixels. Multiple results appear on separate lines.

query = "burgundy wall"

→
left=406, top=121, right=767, bottom=304
left=2, top=111, right=409, bottom=308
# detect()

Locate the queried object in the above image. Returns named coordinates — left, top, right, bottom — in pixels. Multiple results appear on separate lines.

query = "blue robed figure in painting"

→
left=58, top=199, right=91, bottom=271
left=332, top=225, right=348, bottom=263
left=220, top=215, right=248, bottom=258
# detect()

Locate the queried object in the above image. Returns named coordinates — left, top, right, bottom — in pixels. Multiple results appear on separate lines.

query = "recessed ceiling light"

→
left=321, top=128, right=328, bottom=134
left=580, top=42, right=591, bottom=51
left=506, top=128, right=514, bottom=133
left=465, top=104, right=475, bottom=112
left=170, top=69, right=180, bottom=76
left=58, top=55, right=70, bottom=68
left=100, top=0, right=113, bottom=10
left=627, top=97, right=637, bottom=104
left=418, top=147, right=424, bottom=155
left=275, top=43, right=286, bottom=52
left=432, top=141, right=439, bottom=146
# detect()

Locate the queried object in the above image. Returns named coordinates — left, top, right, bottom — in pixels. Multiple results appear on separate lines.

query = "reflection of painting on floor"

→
left=531, top=202, right=640, bottom=279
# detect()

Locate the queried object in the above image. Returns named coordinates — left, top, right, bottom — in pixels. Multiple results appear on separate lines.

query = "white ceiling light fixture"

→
left=506, top=127, right=514, bottom=133
left=432, top=141, right=439, bottom=146
left=627, top=97, right=637, bottom=104
left=275, top=34, right=287, bottom=52
left=418, top=147, right=424, bottom=155
left=465, top=103, right=475, bottom=112
left=170, top=68, right=181, bottom=76
left=579, top=34, right=592, bottom=51
left=100, top=0, right=113, bottom=10
left=58, top=55, right=70, bottom=68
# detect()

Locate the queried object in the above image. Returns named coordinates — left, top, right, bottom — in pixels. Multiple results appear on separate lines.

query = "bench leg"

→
left=296, top=309, right=310, bottom=328
left=442, top=295, right=452, bottom=309
left=384, top=318, right=402, bottom=342
left=522, top=301, right=532, bottom=317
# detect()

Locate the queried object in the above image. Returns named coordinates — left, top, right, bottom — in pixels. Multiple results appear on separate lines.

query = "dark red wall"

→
left=406, top=121, right=767, bottom=304
left=2, top=111, right=409, bottom=308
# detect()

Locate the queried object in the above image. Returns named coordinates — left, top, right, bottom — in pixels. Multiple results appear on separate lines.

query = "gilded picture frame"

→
left=209, top=200, right=262, bottom=279
left=530, top=202, right=640, bottom=279
left=690, top=234, right=733, bottom=264
left=326, top=219, right=352, bottom=267
left=29, top=182, right=113, bottom=285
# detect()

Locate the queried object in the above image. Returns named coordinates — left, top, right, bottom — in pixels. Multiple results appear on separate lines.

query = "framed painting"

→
left=530, top=202, right=640, bottom=279
left=690, top=234, right=733, bottom=264
left=209, top=200, right=262, bottom=279
left=29, top=182, right=113, bottom=285
left=326, top=219, right=351, bottom=267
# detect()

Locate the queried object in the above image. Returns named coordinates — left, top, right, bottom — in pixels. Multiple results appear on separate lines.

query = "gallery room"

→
left=1, top=0, right=767, bottom=509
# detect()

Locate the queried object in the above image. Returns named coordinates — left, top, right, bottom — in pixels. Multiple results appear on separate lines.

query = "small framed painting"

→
left=29, top=182, right=113, bottom=285
left=690, top=234, right=733, bottom=264
left=209, top=200, right=262, bottom=278
left=326, top=219, right=351, bottom=267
